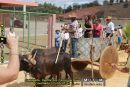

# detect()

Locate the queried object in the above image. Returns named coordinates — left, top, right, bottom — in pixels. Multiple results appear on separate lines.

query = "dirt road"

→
left=0, top=50, right=129, bottom=87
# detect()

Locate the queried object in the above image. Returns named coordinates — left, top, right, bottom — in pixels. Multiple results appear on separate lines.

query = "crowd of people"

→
left=55, top=15, right=123, bottom=58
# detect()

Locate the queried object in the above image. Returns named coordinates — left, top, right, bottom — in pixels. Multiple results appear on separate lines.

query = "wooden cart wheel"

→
left=72, top=61, right=88, bottom=71
left=100, top=46, right=118, bottom=79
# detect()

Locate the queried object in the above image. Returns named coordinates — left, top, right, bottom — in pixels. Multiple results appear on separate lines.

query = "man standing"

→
left=68, top=15, right=79, bottom=58
left=105, top=16, right=115, bottom=45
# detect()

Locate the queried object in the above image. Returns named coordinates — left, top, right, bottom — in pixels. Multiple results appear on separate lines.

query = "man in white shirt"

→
left=68, top=15, right=79, bottom=58
left=105, top=16, right=115, bottom=45
left=78, top=24, right=83, bottom=38
left=105, top=16, right=115, bottom=37
left=61, top=28, right=69, bottom=52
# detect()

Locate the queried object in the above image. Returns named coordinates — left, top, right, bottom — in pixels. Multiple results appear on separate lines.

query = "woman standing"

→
left=93, top=19, right=103, bottom=38
left=84, top=15, right=93, bottom=38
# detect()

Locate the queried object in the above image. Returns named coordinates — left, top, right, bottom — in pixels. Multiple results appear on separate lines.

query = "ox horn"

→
left=32, top=50, right=37, bottom=59
left=28, top=51, right=37, bottom=65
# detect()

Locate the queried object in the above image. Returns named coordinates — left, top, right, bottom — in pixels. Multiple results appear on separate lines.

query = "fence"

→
left=0, top=9, right=56, bottom=63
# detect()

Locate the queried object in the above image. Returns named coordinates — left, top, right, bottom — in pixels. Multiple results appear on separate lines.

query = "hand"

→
left=107, top=36, right=111, bottom=39
left=6, top=32, right=19, bottom=53
left=111, top=63, right=118, bottom=69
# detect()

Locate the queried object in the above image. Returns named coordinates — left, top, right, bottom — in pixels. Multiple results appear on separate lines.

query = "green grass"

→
left=124, top=24, right=130, bottom=40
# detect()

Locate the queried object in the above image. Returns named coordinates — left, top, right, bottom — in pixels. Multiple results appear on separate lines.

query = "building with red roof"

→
left=0, top=0, right=38, bottom=27
left=0, top=0, right=38, bottom=6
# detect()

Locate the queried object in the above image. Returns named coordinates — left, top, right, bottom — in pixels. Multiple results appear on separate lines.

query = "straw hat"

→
left=106, top=16, right=112, bottom=20
left=68, top=13, right=77, bottom=18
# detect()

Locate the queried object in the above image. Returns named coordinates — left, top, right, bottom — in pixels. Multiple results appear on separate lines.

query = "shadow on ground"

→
left=6, top=67, right=102, bottom=87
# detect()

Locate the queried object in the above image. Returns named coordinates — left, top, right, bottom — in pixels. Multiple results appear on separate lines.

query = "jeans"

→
left=61, top=40, right=68, bottom=52
left=71, top=38, right=78, bottom=58
left=105, top=33, right=114, bottom=45
left=55, top=39, right=60, bottom=49
left=118, top=37, right=122, bottom=44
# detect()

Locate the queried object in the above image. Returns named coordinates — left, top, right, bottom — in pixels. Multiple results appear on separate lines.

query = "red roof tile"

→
left=0, top=0, right=38, bottom=6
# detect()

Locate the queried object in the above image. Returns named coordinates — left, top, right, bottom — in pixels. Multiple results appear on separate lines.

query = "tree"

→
left=65, top=5, right=72, bottom=13
left=103, top=0, right=109, bottom=5
left=120, top=0, right=124, bottom=3
left=87, top=0, right=100, bottom=7
left=65, top=0, right=101, bottom=13
left=72, top=3, right=80, bottom=10
left=92, top=0, right=100, bottom=5
left=125, top=0, right=128, bottom=2
left=26, top=3, right=63, bottom=13
left=109, top=0, right=114, bottom=4
left=124, top=0, right=129, bottom=8
left=85, top=0, right=100, bottom=7
left=116, top=0, right=119, bottom=3
left=81, top=3, right=88, bottom=8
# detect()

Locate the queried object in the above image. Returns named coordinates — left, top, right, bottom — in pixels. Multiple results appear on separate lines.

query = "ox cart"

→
left=71, top=37, right=118, bottom=79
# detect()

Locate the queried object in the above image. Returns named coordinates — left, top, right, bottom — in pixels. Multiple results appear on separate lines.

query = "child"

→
left=55, top=30, right=60, bottom=50
left=78, top=24, right=83, bottom=38
left=61, top=25, right=69, bottom=52
left=117, top=25, right=123, bottom=48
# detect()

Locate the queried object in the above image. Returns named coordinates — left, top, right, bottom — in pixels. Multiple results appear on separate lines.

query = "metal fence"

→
left=1, top=9, right=55, bottom=47
left=0, top=9, right=56, bottom=63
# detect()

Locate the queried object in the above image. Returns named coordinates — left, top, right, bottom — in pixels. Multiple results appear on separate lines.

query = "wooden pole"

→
left=90, top=31, right=94, bottom=79
left=55, top=30, right=63, bottom=64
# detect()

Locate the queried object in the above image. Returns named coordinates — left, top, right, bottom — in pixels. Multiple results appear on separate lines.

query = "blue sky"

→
left=21, top=0, right=105, bottom=8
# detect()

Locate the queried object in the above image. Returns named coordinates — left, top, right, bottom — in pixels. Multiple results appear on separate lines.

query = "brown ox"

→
left=20, top=48, right=74, bottom=86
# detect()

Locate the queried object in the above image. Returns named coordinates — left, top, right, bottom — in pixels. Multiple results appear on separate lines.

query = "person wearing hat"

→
left=104, top=16, right=115, bottom=45
left=68, top=14, right=79, bottom=58
left=111, top=50, right=130, bottom=87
